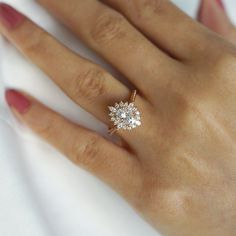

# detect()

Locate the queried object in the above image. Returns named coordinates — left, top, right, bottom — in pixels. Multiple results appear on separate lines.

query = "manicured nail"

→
left=5, top=90, right=31, bottom=114
left=215, top=0, right=225, bottom=10
left=0, top=3, right=25, bottom=29
left=197, top=0, right=204, bottom=21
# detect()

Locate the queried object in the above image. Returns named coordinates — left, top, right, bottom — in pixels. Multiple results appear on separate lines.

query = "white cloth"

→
left=0, top=1, right=236, bottom=236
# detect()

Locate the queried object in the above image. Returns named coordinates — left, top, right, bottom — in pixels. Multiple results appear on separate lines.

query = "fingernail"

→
left=197, top=0, right=204, bottom=21
left=0, top=3, right=25, bottom=29
left=215, top=0, right=225, bottom=10
left=5, top=90, right=31, bottom=114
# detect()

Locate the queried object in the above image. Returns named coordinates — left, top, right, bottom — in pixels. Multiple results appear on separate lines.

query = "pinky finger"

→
left=5, top=89, right=142, bottom=201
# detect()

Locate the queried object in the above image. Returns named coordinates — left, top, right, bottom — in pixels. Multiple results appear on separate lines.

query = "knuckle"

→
left=34, top=114, right=57, bottom=139
left=130, top=0, right=167, bottom=22
left=22, top=29, right=50, bottom=55
left=71, top=134, right=101, bottom=168
left=137, top=177, right=192, bottom=220
left=212, top=50, right=236, bottom=79
left=217, top=49, right=236, bottom=66
left=70, top=67, right=106, bottom=103
left=160, top=191, right=194, bottom=220
left=141, top=0, right=166, bottom=15
left=91, top=11, right=127, bottom=44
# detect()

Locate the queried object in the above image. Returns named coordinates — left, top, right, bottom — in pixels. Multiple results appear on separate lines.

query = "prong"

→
left=129, top=90, right=137, bottom=103
left=108, top=127, right=118, bottom=135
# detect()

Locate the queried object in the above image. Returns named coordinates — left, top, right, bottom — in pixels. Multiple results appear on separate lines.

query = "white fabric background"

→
left=0, top=1, right=236, bottom=236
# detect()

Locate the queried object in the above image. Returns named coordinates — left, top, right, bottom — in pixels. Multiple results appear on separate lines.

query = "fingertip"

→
left=215, top=0, right=225, bottom=11
left=197, top=0, right=215, bottom=22
left=197, top=0, right=231, bottom=36
left=5, top=89, right=31, bottom=114
left=0, top=3, right=25, bottom=30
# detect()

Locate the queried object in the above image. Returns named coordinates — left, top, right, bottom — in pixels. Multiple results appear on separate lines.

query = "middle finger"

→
left=37, top=0, right=181, bottom=98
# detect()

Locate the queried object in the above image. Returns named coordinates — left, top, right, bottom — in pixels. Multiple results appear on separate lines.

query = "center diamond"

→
left=108, top=101, right=141, bottom=130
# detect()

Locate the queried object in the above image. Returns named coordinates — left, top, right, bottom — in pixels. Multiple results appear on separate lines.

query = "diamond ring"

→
left=108, top=90, right=141, bottom=135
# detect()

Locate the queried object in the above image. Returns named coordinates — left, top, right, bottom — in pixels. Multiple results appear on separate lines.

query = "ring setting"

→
left=108, top=90, right=141, bottom=135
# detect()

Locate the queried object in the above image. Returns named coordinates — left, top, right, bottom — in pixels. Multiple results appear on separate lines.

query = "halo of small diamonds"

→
left=108, top=101, right=141, bottom=130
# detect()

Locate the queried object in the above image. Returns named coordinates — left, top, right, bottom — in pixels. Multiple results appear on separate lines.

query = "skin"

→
left=197, top=0, right=236, bottom=43
left=1, top=0, right=236, bottom=235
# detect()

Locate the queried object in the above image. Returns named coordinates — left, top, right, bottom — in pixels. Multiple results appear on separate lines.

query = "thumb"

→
left=197, top=0, right=233, bottom=38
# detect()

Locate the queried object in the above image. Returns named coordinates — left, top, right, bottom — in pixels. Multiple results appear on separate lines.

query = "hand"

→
left=1, top=1, right=236, bottom=235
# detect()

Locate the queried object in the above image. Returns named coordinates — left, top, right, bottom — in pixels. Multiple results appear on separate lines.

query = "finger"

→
left=101, top=0, right=217, bottom=60
left=5, top=89, right=142, bottom=201
left=0, top=3, right=129, bottom=124
left=37, top=0, right=181, bottom=95
left=197, top=0, right=236, bottom=44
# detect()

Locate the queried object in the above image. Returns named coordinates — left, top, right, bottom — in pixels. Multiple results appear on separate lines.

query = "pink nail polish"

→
left=215, top=0, right=225, bottom=10
left=5, top=90, right=31, bottom=114
left=0, top=3, right=25, bottom=29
